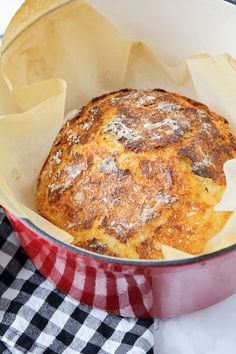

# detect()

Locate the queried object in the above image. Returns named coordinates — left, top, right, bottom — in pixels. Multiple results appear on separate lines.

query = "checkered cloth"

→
left=0, top=209, right=154, bottom=354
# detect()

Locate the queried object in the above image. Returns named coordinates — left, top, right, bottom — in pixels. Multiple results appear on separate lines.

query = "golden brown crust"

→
left=36, top=88, right=236, bottom=259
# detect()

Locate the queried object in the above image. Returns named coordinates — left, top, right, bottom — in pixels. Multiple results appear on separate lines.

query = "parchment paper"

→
left=1, top=0, right=236, bottom=259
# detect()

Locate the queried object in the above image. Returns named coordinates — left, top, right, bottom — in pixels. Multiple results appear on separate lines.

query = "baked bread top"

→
left=36, top=89, right=236, bottom=259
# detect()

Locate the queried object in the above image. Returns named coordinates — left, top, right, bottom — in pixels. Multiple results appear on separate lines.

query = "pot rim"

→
left=1, top=0, right=234, bottom=56
left=0, top=0, right=75, bottom=55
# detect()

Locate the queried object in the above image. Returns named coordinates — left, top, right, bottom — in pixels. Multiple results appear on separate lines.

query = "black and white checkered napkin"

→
left=0, top=209, right=154, bottom=354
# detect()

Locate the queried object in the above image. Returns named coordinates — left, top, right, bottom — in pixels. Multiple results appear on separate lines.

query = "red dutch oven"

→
left=4, top=209, right=236, bottom=319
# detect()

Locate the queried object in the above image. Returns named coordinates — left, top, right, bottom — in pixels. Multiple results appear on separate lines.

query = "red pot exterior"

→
left=6, top=210, right=236, bottom=319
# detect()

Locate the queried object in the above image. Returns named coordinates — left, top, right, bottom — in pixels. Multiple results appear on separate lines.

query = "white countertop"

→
left=155, top=294, right=236, bottom=354
left=0, top=0, right=24, bottom=36
left=1, top=1, right=236, bottom=353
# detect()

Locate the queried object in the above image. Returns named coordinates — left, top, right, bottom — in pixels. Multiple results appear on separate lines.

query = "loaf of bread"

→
left=36, top=89, right=236, bottom=259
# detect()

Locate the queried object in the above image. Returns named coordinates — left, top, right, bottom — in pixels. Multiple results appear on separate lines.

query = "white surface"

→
left=155, top=294, right=236, bottom=354
left=1, top=1, right=236, bottom=354
left=0, top=0, right=24, bottom=36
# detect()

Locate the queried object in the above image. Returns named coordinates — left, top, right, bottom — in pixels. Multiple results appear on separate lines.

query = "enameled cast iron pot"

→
left=5, top=209, right=236, bottom=318
left=2, top=0, right=236, bottom=319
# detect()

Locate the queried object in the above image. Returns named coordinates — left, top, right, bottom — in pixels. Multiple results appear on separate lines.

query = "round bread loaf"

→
left=36, top=89, right=236, bottom=259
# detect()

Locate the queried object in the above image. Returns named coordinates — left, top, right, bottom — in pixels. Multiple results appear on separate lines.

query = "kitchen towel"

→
left=0, top=209, right=154, bottom=354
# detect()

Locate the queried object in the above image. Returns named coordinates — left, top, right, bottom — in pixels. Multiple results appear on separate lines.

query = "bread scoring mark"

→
left=48, top=160, right=88, bottom=198
left=178, top=135, right=234, bottom=183
left=109, top=90, right=141, bottom=106
left=136, top=95, right=156, bottom=106
left=143, top=114, right=190, bottom=137
left=108, top=89, right=162, bottom=107
left=65, top=162, right=87, bottom=180
left=181, top=107, right=210, bottom=122
left=183, top=107, right=221, bottom=135
left=104, top=114, right=142, bottom=143
left=178, top=142, right=214, bottom=179
left=105, top=97, right=191, bottom=151
left=176, top=107, right=234, bottom=182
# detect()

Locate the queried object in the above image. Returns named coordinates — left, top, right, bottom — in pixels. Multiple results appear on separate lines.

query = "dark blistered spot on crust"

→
left=118, top=107, right=142, bottom=123
left=83, top=214, right=97, bottom=229
left=76, top=238, right=118, bottom=256
left=178, top=135, right=234, bottom=184
left=116, top=168, right=132, bottom=180
left=77, top=237, right=107, bottom=254
left=125, top=139, right=145, bottom=153
left=140, top=159, right=160, bottom=179
left=136, top=238, right=164, bottom=259
left=155, top=88, right=167, bottom=93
